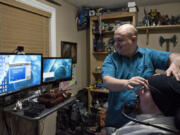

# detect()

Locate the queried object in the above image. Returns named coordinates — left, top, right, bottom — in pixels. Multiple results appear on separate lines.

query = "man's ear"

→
left=131, top=36, right=137, bottom=43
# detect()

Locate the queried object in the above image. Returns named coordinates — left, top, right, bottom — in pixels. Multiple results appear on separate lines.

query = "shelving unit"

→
left=88, top=12, right=136, bottom=112
left=89, top=12, right=136, bottom=85
left=87, top=88, right=109, bottom=112
left=136, top=24, right=180, bottom=31
left=88, top=13, right=180, bottom=113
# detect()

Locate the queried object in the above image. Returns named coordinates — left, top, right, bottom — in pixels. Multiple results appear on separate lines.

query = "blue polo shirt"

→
left=102, top=47, right=171, bottom=127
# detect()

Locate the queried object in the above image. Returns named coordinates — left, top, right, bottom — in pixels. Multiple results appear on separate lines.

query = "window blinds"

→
left=0, top=0, right=51, bottom=56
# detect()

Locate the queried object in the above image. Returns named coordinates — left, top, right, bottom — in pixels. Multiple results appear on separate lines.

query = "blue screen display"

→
left=43, top=58, right=72, bottom=83
left=0, top=54, right=42, bottom=96
left=9, top=66, right=26, bottom=82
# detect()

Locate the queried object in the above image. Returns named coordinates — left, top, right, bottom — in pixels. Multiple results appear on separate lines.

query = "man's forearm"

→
left=103, top=76, right=128, bottom=92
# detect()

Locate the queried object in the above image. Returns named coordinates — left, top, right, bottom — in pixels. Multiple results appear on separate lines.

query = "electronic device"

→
left=0, top=53, right=42, bottom=97
left=23, top=102, right=45, bottom=117
left=42, top=57, right=72, bottom=86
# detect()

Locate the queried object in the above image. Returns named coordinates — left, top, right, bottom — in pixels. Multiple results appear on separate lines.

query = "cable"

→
left=121, top=109, right=179, bottom=134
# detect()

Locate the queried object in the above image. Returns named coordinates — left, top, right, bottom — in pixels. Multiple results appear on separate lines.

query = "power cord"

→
left=121, top=108, right=179, bottom=134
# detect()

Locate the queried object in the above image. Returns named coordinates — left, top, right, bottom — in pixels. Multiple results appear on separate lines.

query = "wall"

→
left=37, top=0, right=88, bottom=95
left=137, top=2, right=180, bottom=53
left=11, top=1, right=87, bottom=135
left=2, top=1, right=179, bottom=135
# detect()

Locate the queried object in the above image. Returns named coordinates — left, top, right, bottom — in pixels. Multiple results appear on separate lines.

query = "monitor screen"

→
left=0, top=53, right=42, bottom=96
left=43, top=57, right=72, bottom=84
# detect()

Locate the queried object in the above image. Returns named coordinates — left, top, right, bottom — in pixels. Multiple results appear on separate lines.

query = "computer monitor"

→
left=42, top=57, right=72, bottom=86
left=0, top=53, right=42, bottom=96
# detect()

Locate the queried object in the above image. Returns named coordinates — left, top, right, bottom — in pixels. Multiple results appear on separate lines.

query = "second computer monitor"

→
left=42, top=57, right=72, bottom=85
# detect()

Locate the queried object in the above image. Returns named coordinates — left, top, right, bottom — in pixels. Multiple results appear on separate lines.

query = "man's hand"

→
left=167, top=53, right=180, bottom=81
left=166, top=63, right=180, bottom=81
left=124, top=76, right=148, bottom=90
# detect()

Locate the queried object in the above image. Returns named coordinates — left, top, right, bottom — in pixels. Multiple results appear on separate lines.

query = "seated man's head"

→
left=136, top=74, right=180, bottom=130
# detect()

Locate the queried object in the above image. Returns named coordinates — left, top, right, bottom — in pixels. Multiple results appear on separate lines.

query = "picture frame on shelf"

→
left=61, top=41, right=77, bottom=63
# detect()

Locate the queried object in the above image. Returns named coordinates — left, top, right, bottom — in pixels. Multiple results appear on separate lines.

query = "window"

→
left=0, top=0, right=51, bottom=56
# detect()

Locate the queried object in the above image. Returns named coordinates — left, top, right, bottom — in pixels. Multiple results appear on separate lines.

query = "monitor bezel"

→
left=42, top=57, right=73, bottom=85
left=0, top=53, right=43, bottom=97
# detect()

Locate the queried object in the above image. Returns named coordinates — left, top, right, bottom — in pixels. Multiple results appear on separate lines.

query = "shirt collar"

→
left=116, top=46, right=144, bottom=58
left=135, top=46, right=144, bottom=56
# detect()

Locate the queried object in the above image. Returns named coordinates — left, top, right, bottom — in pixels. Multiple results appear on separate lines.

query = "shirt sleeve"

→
left=102, top=54, right=116, bottom=78
left=149, top=49, right=171, bottom=70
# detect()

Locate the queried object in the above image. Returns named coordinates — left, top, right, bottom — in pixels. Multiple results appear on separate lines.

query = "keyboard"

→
left=23, top=103, right=45, bottom=118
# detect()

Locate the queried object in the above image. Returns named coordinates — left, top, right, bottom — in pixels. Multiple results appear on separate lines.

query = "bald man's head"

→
left=113, top=24, right=138, bottom=57
left=115, top=24, right=137, bottom=37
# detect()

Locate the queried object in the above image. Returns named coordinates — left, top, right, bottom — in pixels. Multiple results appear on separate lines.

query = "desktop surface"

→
left=4, top=96, right=76, bottom=121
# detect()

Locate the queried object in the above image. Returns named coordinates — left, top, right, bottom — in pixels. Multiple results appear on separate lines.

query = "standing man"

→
left=102, top=24, right=180, bottom=134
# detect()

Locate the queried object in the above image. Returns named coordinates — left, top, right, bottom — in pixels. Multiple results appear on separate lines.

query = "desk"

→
left=2, top=96, right=76, bottom=135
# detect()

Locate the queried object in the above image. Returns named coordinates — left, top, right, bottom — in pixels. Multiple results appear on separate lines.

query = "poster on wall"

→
left=59, top=64, right=77, bottom=90
left=61, top=41, right=77, bottom=63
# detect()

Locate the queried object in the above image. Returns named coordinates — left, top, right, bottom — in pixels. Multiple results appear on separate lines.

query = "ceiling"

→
left=64, top=0, right=180, bottom=8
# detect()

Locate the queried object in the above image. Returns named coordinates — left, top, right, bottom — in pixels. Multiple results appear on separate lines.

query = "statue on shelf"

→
left=106, top=38, right=115, bottom=53
left=143, top=8, right=151, bottom=26
left=159, top=15, right=170, bottom=25
left=143, top=9, right=161, bottom=26
left=148, top=9, right=161, bottom=25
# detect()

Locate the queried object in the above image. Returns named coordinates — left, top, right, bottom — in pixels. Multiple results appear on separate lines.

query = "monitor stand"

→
left=40, top=82, right=61, bottom=93
left=40, top=85, right=47, bottom=93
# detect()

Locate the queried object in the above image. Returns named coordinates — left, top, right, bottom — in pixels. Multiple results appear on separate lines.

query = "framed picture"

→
left=61, top=41, right=77, bottom=63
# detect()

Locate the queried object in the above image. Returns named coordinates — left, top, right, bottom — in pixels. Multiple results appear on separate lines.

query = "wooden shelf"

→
left=93, top=72, right=102, bottom=75
left=90, top=12, right=136, bottom=21
left=93, top=52, right=109, bottom=55
left=93, top=31, right=114, bottom=35
left=136, top=25, right=180, bottom=45
left=136, top=24, right=180, bottom=31
left=87, top=88, right=109, bottom=94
